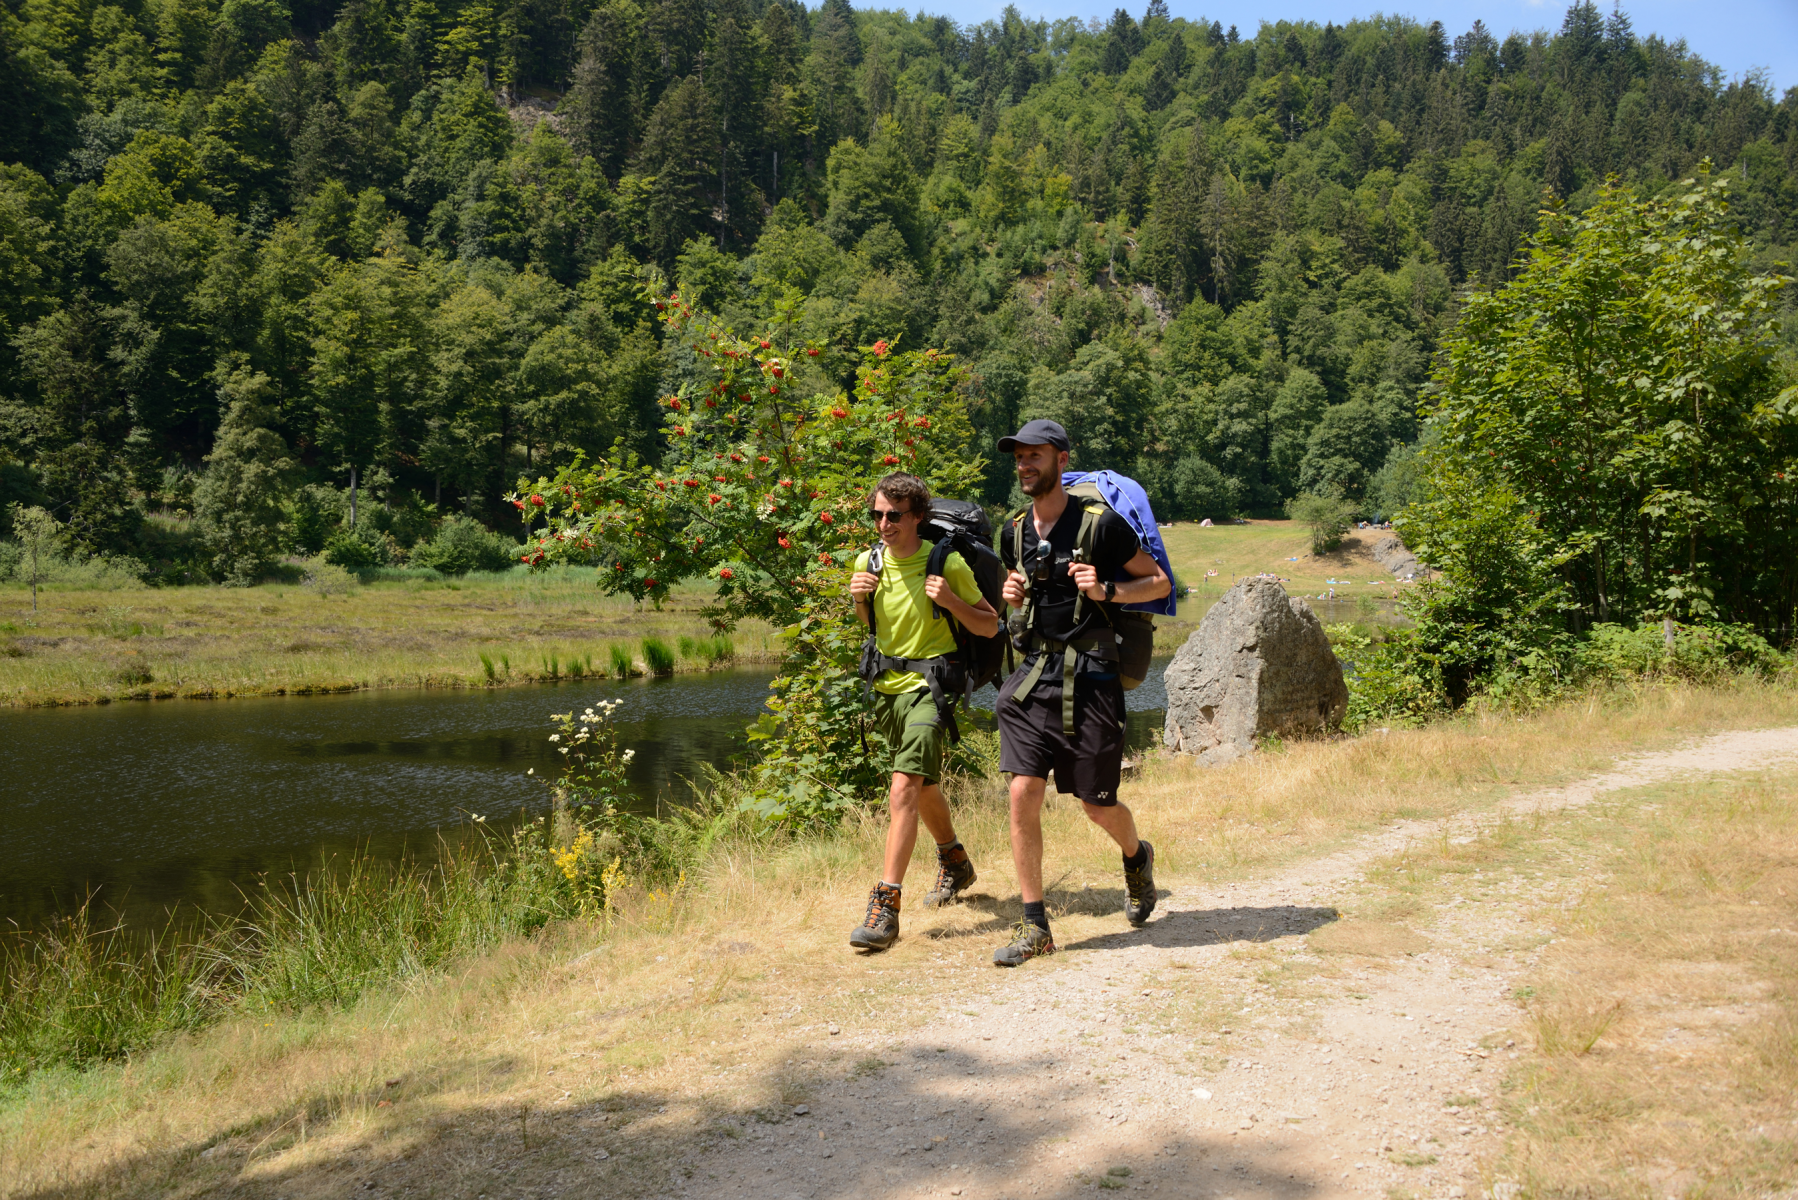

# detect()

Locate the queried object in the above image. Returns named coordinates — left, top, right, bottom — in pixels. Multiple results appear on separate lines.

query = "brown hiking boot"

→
left=920, top=844, right=977, bottom=907
left=850, top=883, right=901, bottom=951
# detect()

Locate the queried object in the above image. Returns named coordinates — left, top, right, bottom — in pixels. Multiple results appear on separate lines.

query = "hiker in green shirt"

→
left=847, top=473, right=1000, bottom=952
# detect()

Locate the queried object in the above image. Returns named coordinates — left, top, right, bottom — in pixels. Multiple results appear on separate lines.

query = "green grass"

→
left=0, top=567, right=777, bottom=706
left=679, top=633, right=735, bottom=665
left=641, top=636, right=676, bottom=675
left=0, top=830, right=568, bottom=1078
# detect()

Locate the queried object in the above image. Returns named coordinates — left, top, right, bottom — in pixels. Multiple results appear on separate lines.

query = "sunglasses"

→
left=867, top=508, right=915, bottom=525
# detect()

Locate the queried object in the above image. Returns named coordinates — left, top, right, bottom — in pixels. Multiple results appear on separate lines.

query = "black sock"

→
left=1122, top=844, right=1148, bottom=871
left=936, top=839, right=962, bottom=855
left=1022, top=901, right=1049, bottom=932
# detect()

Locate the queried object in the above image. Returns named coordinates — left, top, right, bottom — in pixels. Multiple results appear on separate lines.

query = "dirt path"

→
left=670, top=727, right=1798, bottom=1200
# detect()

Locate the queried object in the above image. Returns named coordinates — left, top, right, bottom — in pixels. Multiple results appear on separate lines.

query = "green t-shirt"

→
left=854, top=542, right=985, bottom=695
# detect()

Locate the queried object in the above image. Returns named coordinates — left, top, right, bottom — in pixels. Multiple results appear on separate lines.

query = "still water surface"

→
left=0, top=661, right=1172, bottom=929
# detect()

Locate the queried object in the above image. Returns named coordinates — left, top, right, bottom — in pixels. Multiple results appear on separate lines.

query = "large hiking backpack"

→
left=1008, top=473, right=1176, bottom=696
left=858, top=498, right=1007, bottom=741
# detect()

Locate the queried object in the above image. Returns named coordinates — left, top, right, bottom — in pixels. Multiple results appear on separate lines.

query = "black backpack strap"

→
left=924, top=534, right=955, bottom=622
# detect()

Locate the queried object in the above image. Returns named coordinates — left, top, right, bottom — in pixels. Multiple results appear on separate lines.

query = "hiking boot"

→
left=992, top=919, right=1056, bottom=967
left=920, top=845, right=977, bottom=908
left=849, top=883, right=901, bottom=951
left=1124, top=840, right=1157, bottom=927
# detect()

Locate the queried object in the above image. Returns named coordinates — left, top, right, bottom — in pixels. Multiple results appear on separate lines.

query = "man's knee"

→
left=1009, top=775, right=1046, bottom=812
left=889, top=772, right=926, bottom=810
left=1082, top=798, right=1127, bottom=821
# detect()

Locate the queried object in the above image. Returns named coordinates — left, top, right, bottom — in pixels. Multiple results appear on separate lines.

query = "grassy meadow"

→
left=2, top=678, right=1795, bottom=1198
left=0, top=520, right=1405, bottom=707
left=0, top=567, right=780, bottom=707
left=1161, top=519, right=1411, bottom=608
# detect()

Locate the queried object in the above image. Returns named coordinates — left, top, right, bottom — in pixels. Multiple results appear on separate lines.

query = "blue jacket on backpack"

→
left=1061, top=470, right=1179, bottom=617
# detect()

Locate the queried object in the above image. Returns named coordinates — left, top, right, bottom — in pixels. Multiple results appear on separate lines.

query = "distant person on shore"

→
left=990, top=420, right=1172, bottom=967
left=846, top=473, right=1000, bottom=952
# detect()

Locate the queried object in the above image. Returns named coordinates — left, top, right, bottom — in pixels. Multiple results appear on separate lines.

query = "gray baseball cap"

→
left=997, top=418, right=1070, bottom=454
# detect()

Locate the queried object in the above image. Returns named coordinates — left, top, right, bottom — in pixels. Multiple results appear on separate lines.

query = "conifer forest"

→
left=0, top=0, right=1794, bottom=583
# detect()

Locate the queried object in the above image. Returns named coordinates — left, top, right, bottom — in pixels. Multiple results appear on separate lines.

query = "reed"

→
left=677, top=633, right=736, bottom=665
left=0, top=833, right=567, bottom=1079
left=608, top=643, right=634, bottom=678
left=641, top=637, right=676, bottom=676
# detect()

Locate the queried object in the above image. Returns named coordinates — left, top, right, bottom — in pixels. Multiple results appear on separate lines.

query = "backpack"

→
left=1008, top=473, right=1174, bottom=696
left=858, top=498, right=1007, bottom=741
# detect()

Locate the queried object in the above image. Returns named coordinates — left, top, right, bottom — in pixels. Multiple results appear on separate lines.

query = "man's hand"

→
left=1070, top=562, right=1105, bottom=602
left=850, top=571, right=879, bottom=601
left=1002, top=569, right=1028, bottom=608
left=922, top=573, right=951, bottom=605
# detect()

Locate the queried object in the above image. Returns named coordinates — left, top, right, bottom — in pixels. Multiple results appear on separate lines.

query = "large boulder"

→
left=1162, top=578, right=1349, bottom=764
left=1372, top=534, right=1422, bottom=581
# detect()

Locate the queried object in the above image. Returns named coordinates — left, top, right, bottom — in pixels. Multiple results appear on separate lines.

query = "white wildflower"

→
left=548, top=734, right=561, bottom=742
left=622, top=749, right=636, bottom=762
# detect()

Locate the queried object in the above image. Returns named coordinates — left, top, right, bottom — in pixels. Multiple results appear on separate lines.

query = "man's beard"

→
left=1018, top=469, right=1057, bottom=497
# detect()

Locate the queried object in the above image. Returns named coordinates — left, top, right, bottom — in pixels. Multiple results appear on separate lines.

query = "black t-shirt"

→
left=1001, top=499, right=1141, bottom=643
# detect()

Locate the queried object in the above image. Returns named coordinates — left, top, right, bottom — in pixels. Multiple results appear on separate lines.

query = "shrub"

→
left=322, top=529, right=384, bottom=569
left=409, top=516, right=515, bottom=575
left=1286, top=492, right=1358, bottom=554
left=301, top=556, right=358, bottom=596
left=1580, top=621, right=1787, bottom=681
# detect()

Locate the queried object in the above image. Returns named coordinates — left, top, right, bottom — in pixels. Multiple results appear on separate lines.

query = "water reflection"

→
left=0, top=659, right=1174, bottom=929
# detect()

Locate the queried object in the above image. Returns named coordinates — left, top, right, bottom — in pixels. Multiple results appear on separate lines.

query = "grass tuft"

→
left=641, top=637, right=675, bottom=676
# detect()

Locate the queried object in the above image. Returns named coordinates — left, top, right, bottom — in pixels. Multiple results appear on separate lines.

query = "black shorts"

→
left=995, top=670, right=1126, bottom=806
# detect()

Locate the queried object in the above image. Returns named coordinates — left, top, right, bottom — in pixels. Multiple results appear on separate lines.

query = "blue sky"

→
left=926, top=1, right=1798, bottom=93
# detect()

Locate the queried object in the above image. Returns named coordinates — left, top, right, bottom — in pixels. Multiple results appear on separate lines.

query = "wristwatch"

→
left=1103, top=580, right=1116, bottom=602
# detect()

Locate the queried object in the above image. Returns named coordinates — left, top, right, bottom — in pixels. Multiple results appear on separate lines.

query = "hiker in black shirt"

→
left=990, top=419, right=1171, bottom=967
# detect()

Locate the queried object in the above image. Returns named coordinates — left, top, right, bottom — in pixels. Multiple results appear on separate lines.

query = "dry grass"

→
left=3, top=679, right=1797, bottom=1198
left=1490, top=770, right=1798, bottom=1198
left=0, top=570, right=779, bottom=706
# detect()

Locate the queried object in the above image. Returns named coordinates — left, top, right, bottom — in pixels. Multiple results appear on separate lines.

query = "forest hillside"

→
left=1, top=0, right=1794, bottom=581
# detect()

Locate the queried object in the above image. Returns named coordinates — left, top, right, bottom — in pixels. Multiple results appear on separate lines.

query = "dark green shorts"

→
left=872, top=687, right=945, bottom=784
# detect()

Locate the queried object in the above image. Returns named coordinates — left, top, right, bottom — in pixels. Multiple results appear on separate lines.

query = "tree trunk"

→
left=349, top=464, right=359, bottom=527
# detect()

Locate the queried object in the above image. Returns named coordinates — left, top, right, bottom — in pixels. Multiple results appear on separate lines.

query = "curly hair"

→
left=869, top=472, right=931, bottom=516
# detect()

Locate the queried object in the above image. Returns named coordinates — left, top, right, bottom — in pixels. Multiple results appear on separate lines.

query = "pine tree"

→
left=635, top=74, right=719, bottom=268
left=194, top=365, right=295, bottom=583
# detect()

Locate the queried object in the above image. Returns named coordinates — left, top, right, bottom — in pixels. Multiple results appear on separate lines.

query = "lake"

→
left=0, top=659, right=1174, bottom=930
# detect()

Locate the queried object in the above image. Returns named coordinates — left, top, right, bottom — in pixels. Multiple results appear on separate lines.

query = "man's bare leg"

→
left=995, top=774, right=1056, bottom=965
left=1080, top=800, right=1141, bottom=859
left=1008, top=773, right=1047, bottom=902
left=881, top=773, right=956, bottom=887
